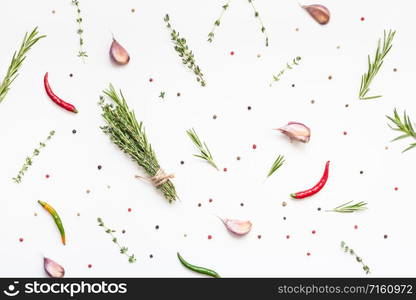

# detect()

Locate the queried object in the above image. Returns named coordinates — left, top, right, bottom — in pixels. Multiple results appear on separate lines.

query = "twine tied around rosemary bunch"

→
left=135, top=168, right=175, bottom=187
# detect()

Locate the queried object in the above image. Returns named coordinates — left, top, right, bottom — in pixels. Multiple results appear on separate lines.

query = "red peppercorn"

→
left=149, top=78, right=153, bottom=82
left=223, top=168, right=227, bottom=172
left=208, top=198, right=213, bottom=203
left=230, top=51, right=235, bottom=55
left=394, top=187, right=398, bottom=191
left=360, top=17, right=365, bottom=21
left=286, top=235, right=290, bottom=239
left=252, top=144, right=257, bottom=150
left=312, top=230, right=316, bottom=234
left=208, top=235, right=212, bottom=240
left=128, top=208, right=132, bottom=212
left=307, top=252, right=311, bottom=256
left=354, top=225, right=358, bottom=229
left=343, top=131, right=347, bottom=135
left=45, top=174, right=50, bottom=179
left=19, top=238, right=24, bottom=242
left=88, top=264, right=92, bottom=268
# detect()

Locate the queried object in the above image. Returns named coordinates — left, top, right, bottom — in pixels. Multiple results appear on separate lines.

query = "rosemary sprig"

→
left=13, top=130, right=55, bottom=183
left=99, top=84, right=177, bottom=203
left=387, top=108, right=416, bottom=152
left=186, top=128, right=218, bottom=170
left=97, top=218, right=136, bottom=263
left=247, top=0, right=269, bottom=47
left=327, top=201, right=367, bottom=213
left=207, top=0, right=232, bottom=43
left=0, top=27, right=45, bottom=104
left=340, top=241, right=370, bottom=275
left=359, top=30, right=396, bottom=100
left=164, top=14, right=206, bottom=87
left=71, top=0, right=88, bottom=61
left=266, top=155, right=285, bottom=178
left=270, top=56, right=301, bottom=86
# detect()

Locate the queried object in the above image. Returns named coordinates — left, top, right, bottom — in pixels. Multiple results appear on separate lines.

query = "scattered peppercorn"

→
left=149, top=78, right=153, bottom=82
left=393, top=68, right=397, bottom=72
left=223, top=168, right=227, bottom=172
left=286, top=235, right=290, bottom=239
left=252, top=144, right=257, bottom=150
left=208, top=235, right=212, bottom=239
left=295, top=28, right=299, bottom=32
left=291, top=84, right=295, bottom=87
left=282, top=201, right=287, bottom=207
left=198, top=203, right=202, bottom=207
left=384, top=234, right=388, bottom=239
left=213, top=115, right=217, bottom=119
left=128, top=208, right=132, bottom=212
left=208, top=198, right=213, bottom=203
left=360, top=171, right=364, bottom=174
left=394, top=187, right=398, bottom=191
left=72, top=129, right=77, bottom=134
left=317, top=207, right=321, bottom=211
left=34, top=213, right=38, bottom=216
left=45, top=174, right=50, bottom=179
left=180, top=160, right=184, bottom=165
left=360, top=17, right=365, bottom=21
left=236, top=156, right=241, bottom=161
left=88, top=264, right=92, bottom=268
left=122, top=230, right=126, bottom=234
left=131, top=8, right=135, bottom=13
left=69, top=73, right=73, bottom=77
left=312, top=230, right=316, bottom=234
left=155, top=225, right=159, bottom=230
left=328, top=75, right=332, bottom=80
left=343, top=131, right=347, bottom=135
left=77, top=213, right=80, bottom=217
left=283, top=217, right=286, bottom=220
left=247, top=106, right=252, bottom=110
left=19, top=238, right=24, bottom=242
left=311, top=100, right=315, bottom=104
left=149, top=254, right=153, bottom=258
left=230, top=51, right=235, bottom=55
left=257, top=235, right=262, bottom=239
left=177, top=92, right=181, bottom=97
left=345, top=104, right=349, bottom=108
left=307, top=252, right=311, bottom=256
left=97, top=165, right=102, bottom=170
left=52, top=10, right=56, bottom=14
left=86, top=189, right=90, bottom=194
left=240, top=203, right=244, bottom=207
left=354, top=225, right=358, bottom=229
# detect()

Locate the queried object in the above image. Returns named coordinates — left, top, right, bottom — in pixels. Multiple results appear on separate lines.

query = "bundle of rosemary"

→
left=99, top=84, right=177, bottom=203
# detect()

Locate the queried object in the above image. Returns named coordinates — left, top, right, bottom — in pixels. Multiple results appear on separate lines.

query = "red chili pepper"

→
left=290, top=161, right=330, bottom=199
left=44, top=72, right=78, bottom=113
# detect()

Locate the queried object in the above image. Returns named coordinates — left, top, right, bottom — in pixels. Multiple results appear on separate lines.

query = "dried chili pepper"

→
left=290, top=161, right=330, bottom=199
left=44, top=72, right=78, bottom=113
left=38, top=200, right=66, bottom=245
left=177, top=252, right=220, bottom=278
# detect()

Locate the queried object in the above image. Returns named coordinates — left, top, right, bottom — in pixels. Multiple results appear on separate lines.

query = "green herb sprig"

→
left=266, top=155, right=285, bottom=178
left=100, top=84, right=177, bottom=203
left=13, top=130, right=55, bottom=183
left=340, top=241, right=370, bottom=275
left=207, top=1, right=232, bottom=43
left=359, top=30, right=396, bottom=100
left=270, top=57, right=301, bottom=86
left=97, top=218, right=136, bottom=263
left=387, top=108, right=416, bottom=152
left=159, top=91, right=166, bottom=99
left=0, top=27, right=45, bottom=104
left=187, top=128, right=218, bottom=170
left=71, top=0, right=88, bottom=61
left=247, top=0, right=269, bottom=47
left=164, top=14, right=206, bottom=87
left=327, top=201, right=367, bottom=213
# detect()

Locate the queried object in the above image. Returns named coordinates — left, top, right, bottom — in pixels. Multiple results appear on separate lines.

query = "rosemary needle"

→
left=327, top=201, right=367, bottom=213
left=266, top=155, right=285, bottom=178
left=0, top=27, right=45, bottom=104
left=186, top=128, right=218, bottom=170
left=387, top=108, right=416, bottom=152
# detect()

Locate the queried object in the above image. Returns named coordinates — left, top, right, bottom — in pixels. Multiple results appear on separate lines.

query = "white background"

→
left=0, top=0, right=415, bottom=277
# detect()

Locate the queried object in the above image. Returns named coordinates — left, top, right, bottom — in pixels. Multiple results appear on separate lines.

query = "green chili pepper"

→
left=177, top=252, right=220, bottom=278
left=38, top=200, right=66, bottom=245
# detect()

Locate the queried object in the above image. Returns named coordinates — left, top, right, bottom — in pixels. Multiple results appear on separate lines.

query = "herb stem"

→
left=187, top=128, right=218, bottom=170
left=387, top=108, right=416, bottom=152
left=207, top=1, right=232, bottom=43
left=71, top=0, right=88, bottom=61
left=326, top=201, right=367, bottom=213
left=247, top=0, right=269, bottom=47
left=340, top=241, right=370, bottom=275
left=270, top=56, right=301, bottom=86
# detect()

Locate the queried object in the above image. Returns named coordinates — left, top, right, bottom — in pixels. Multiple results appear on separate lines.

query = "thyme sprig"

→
left=327, top=201, right=367, bottom=213
left=71, top=0, right=88, bottom=61
left=0, top=27, right=45, bottom=104
left=340, top=241, right=370, bottom=275
left=387, top=108, right=416, bottom=152
left=247, top=0, right=269, bottom=47
left=164, top=14, right=206, bottom=87
left=207, top=1, right=232, bottom=43
left=270, top=56, right=301, bottom=86
left=266, top=155, right=285, bottom=178
left=97, top=218, right=136, bottom=263
left=359, top=30, right=396, bottom=100
left=187, top=128, right=218, bottom=170
left=99, top=84, right=177, bottom=202
left=13, top=130, right=55, bottom=183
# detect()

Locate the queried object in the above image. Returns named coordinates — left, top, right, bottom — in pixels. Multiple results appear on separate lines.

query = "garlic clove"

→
left=277, top=122, right=311, bottom=143
left=109, top=38, right=130, bottom=65
left=302, top=4, right=330, bottom=25
left=44, top=257, right=65, bottom=278
left=221, top=218, right=252, bottom=235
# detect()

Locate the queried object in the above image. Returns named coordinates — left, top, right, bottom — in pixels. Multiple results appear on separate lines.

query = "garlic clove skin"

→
left=109, top=38, right=130, bottom=65
left=302, top=4, right=330, bottom=25
left=277, top=122, right=311, bottom=143
left=44, top=257, right=65, bottom=278
left=221, top=218, right=252, bottom=235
